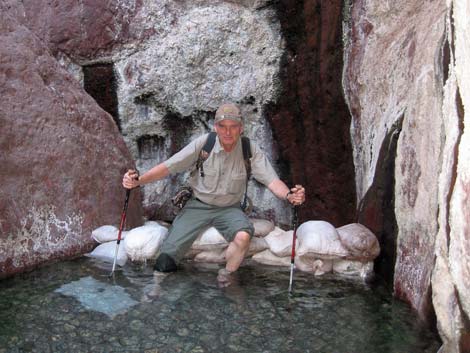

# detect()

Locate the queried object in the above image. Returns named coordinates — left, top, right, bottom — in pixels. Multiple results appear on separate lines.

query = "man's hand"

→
left=286, top=184, right=305, bottom=206
left=122, top=169, right=139, bottom=189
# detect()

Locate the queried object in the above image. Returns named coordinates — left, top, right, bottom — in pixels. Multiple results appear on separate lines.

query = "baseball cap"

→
left=215, top=103, right=242, bottom=123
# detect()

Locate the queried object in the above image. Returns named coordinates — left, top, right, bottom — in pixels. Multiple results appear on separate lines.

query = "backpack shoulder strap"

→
left=196, top=132, right=217, bottom=177
left=240, top=136, right=252, bottom=212
left=241, top=136, right=252, bottom=179
left=202, top=131, right=217, bottom=155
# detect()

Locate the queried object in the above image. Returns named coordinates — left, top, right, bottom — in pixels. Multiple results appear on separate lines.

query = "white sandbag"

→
left=191, top=227, right=228, bottom=251
left=124, top=221, right=168, bottom=262
left=264, top=227, right=297, bottom=257
left=295, top=255, right=333, bottom=276
left=246, top=236, right=269, bottom=257
left=297, top=221, right=349, bottom=259
left=250, top=218, right=275, bottom=237
left=194, top=249, right=227, bottom=263
left=91, top=225, right=120, bottom=243
left=86, top=241, right=127, bottom=266
left=252, top=249, right=291, bottom=267
left=333, top=259, right=374, bottom=278
left=336, top=223, right=380, bottom=261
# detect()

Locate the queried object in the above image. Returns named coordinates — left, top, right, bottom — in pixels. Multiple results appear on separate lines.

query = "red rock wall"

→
left=12, top=0, right=150, bottom=61
left=0, top=8, right=143, bottom=278
left=266, top=0, right=357, bottom=227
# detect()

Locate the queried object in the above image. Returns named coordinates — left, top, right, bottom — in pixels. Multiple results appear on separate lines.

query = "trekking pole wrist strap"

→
left=286, top=190, right=293, bottom=202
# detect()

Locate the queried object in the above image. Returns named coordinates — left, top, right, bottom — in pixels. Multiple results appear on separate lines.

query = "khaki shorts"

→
left=160, top=198, right=254, bottom=262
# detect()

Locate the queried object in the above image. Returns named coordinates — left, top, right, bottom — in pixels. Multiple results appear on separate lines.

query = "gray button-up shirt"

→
left=164, top=133, right=279, bottom=207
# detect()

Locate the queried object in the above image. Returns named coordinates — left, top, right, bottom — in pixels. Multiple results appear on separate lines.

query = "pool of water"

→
left=0, top=258, right=441, bottom=353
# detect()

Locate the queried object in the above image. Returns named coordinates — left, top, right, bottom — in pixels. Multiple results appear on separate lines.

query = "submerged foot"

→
left=143, top=271, right=170, bottom=301
left=217, top=268, right=236, bottom=288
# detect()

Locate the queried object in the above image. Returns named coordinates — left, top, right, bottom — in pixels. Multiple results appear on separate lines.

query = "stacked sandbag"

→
left=86, top=240, right=128, bottom=266
left=252, top=249, right=291, bottom=267
left=332, top=223, right=380, bottom=278
left=251, top=227, right=295, bottom=266
left=250, top=218, right=275, bottom=237
left=294, top=221, right=347, bottom=275
left=124, top=221, right=168, bottom=262
left=191, top=227, right=229, bottom=251
left=294, top=220, right=379, bottom=278
left=336, top=223, right=380, bottom=261
left=91, top=225, right=126, bottom=243
left=87, top=217, right=380, bottom=280
left=194, top=248, right=227, bottom=263
left=246, top=236, right=269, bottom=256
left=87, top=224, right=129, bottom=265
left=189, top=227, right=228, bottom=263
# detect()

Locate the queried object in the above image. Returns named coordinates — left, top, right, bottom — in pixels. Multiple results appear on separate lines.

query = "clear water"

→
left=0, top=258, right=441, bottom=353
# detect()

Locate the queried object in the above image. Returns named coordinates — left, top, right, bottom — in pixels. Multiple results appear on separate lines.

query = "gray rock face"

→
left=343, top=0, right=469, bottom=350
left=0, top=8, right=143, bottom=278
left=114, top=1, right=286, bottom=222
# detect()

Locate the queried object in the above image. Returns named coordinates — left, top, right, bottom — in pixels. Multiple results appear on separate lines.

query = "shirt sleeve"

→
left=163, top=134, right=208, bottom=175
left=249, top=141, right=279, bottom=186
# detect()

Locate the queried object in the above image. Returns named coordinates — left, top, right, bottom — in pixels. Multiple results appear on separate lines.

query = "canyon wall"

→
left=343, top=0, right=469, bottom=351
left=0, top=3, right=144, bottom=278
left=3, top=0, right=467, bottom=350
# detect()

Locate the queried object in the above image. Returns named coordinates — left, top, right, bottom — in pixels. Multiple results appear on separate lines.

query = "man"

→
left=123, top=103, right=305, bottom=286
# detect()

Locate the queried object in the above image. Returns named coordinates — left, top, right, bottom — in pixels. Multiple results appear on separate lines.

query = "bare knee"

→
left=233, top=231, right=251, bottom=249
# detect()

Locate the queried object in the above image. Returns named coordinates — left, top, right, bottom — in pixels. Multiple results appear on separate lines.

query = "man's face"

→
left=214, top=119, right=243, bottom=150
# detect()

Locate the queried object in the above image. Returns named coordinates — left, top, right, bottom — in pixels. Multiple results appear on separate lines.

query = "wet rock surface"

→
left=0, top=258, right=441, bottom=353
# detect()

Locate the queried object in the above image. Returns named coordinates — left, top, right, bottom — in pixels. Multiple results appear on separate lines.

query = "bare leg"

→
left=218, top=231, right=250, bottom=287
left=225, top=231, right=251, bottom=272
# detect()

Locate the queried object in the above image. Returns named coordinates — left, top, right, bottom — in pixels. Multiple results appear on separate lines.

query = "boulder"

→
left=0, top=10, right=143, bottom=278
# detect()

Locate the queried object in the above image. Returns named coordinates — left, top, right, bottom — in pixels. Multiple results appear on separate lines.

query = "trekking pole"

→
left=288, top=205, right=299, bottom=293
left=111, top=189, right=131, bottom=275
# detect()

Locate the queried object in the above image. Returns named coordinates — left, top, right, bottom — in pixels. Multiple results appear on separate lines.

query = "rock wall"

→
left=0, top=5, right=143, bottom=278
left=266, top=0, right=357, bottom=227
left=343, top=0, right=469, bottom=350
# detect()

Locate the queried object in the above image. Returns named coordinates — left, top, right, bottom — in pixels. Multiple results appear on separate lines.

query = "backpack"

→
left=171, top=132, right=252, bottom=212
